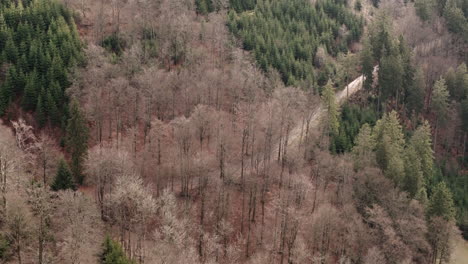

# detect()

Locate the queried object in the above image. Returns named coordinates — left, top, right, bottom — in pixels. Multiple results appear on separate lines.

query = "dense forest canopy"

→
left=227, top=0, right=364, bottom=87
left=0, top=0, right=83, bottom=127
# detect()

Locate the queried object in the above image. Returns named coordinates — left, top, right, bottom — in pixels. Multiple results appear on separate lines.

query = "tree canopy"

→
left=228, top=0, right=363, bottom=87
left=66, top=100, right=89, bottom=185
left=51, top=159, right=75, bottom=191
left=0, top=0, right=83, bottom=126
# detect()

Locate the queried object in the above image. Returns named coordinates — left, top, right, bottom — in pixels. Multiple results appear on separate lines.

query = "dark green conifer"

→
left=66, top=100, right=89, bottom=185
left=36, top=94, right=46, bottom=127
left=51, top=159, right=76, bottom=191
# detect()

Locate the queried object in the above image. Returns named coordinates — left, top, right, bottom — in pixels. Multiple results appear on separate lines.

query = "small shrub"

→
left=101, top=33, right=126, bottom=56
left=100, top=235, right=135, bottom=264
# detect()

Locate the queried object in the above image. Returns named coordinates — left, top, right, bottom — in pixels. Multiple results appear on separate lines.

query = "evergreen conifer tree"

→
left=428, top=182, right=456, bottom=220
left=66, top=100, right=89, bottom=185
left=22, top=73, right=37, bottom=111
left=36, top=95, right=46, bottom=127
left=101, top=235, right=135, bottom=264
left=410, top=121, right=434, bottom=183
left=51, top=159, right=75, bottom=191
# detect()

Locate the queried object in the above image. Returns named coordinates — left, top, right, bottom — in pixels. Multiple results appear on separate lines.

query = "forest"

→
left=0, top=0, right=83, bottom=127
left=227, top=0, right=364, bottom=87
left=0, top=0, right=466, bottom=263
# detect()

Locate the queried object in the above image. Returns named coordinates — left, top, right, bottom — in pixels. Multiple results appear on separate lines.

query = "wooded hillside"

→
left=0, top=0, right=465, bottom=263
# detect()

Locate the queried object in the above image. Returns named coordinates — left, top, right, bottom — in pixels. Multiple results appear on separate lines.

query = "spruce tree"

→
left=399, top=36, right=414, bottom=100
left=45, top=90, right=59, bottom=125
left=361, top=38, right=374, bottom=91
left=66, top=100, right=89, bottom=185
left=36, top=95, right=46, bottom=127
left=101, top=235, right=135, bottom=264
left=51, top=159, right=75, bottom=191
left=4, top=36, right=18, bottom=63
left=407, top=68, right=426, bottom=114
left=410, top=121, right=434, bottom=183
left=431, top=78, right=450, bottom=117
left=403, top=145, right=424, bottom=198
left=22, top=73, right=37, bottom=111
left=378, top=49, right=403, bottom=105
left=431, top=78, right=450, bottom=148
left=428, top=182, right=456, bottom=220
left=352, top=123, right=376, bottom=170
left=373, top=111, right=405, bottom=185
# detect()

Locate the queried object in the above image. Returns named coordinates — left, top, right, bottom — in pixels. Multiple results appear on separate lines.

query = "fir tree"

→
left=22, top=72, right=37, bottom=111
left=45, top=90, right=59, bottom=125
left=428, top=182, right=456, bottom=221
left=36, top=94, right=46, bottom=127
left=51, top=159, right=75, bottom=191
left=378, top=49, right=403, bottom=106
left=4, top=36, right=18, bottom=63
left=0, top=0, right=83, bottom=125
left=403, top=145, right=424, bottom=198
left=361, top=38, right=374, bottom=91
left=431, top=78, right=450, bottom=148
left=373, top=111, right=405, bottom=185
left=66, top=100, right=89, bottom=185
left=407, top=68, right=426, bottom=114
left=352, top=123, right=376, bottom=170
left=410, top=121, right=434, bottom=183
left=101, top=235, right=135, bottom=264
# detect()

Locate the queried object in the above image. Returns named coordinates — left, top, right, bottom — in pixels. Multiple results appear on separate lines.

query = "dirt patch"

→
left=451, top=236, right=468, bottom=264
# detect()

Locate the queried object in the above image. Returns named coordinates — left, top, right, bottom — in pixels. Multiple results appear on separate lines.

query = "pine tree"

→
left=51, top=159, right=75, bottom=191
left=66, top=100, right=89, bottom=185
left=428, top=182, right=456, bottom=220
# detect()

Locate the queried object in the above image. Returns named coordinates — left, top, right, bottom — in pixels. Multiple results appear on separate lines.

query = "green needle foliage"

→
left=101, top=236, right=135, bottom=264
left=428, top=181, right=456, bottom=221
left=51, top=159, right=75, bottom=191
left=66, top=100, right=89, bottom=185
left=228, top=0, right=363, bottom=87
left=0, top=0, right=83, bottom=125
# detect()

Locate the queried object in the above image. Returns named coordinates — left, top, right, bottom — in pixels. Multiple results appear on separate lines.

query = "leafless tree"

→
left=27, top=185, right=53, bottom=264
left=6, top=203, right=31, bottom=264
left=107, top=173, right=156, bottom=261
left=58, top=190, right=100, bottom=264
